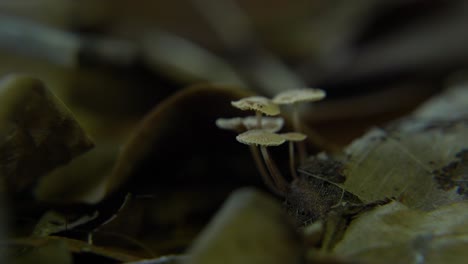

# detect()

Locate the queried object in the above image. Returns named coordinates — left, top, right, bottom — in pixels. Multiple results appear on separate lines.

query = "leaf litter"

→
left=1, top=77, right=468, bottom=263
left=295, top=83, right=468, bottom=263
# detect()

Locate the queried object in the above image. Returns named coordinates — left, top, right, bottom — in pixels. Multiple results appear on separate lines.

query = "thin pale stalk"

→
left=292, top=104, right=307, bottom=163
left=249, top=145, right=281, bottom=195
left=256, top=111, right=262, bottom=128
left=289, top=141, right=298, bottom=180
left=260, top=146, right=288, bottom=194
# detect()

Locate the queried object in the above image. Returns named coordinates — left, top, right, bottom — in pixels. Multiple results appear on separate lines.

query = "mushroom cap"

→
left=273, top=88, right=326, bottom=105
left=215, top=117, right=244, bottom=131
left=215, top=116, right=284, bottom=132
left=242, top=116, right=284, bottom=132
left=280, top=132, right=307, bottom=142
left=236, top=129, right=286, bottom=146
left=231, top=96, right=280, bottom=116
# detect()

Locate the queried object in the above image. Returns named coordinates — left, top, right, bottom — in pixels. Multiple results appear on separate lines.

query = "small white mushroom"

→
left=215, top=117, right=277, bottom=194
left=273, top=88, right=326, bottom=163
left=215, top=117, right=244, bottom=131
left=273, top=89, right=325, bottom=105
left=242, top=116, right=284, bottom=132
left=231, top=96, right=280, bottom=128
left=236, top=129, right=288, bottom=195
left=280, top=132, right=307, bottom=180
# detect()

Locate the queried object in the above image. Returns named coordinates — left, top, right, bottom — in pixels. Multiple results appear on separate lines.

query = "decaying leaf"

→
left=34, top=144, right=118, bottom=204
left=91, top=189, right=248, bottom=256
left=7, top=239, right=73, bottom=264
left=339, top=86, right=468, bottom=210
left=82, top=84, right=285, bottom=255
left=127, top=255, right=187, bottom=264
left=341, top=123, right=467, bottom=210
left=106, top=83, right=257, bottom=195
left=185, top=188, right=303, bottom=264
left=333, top=201, right=468, bottom=264
left=0, top=75, right=93, bottom=195
left=286, top=84, right=468, bottom=264
left=412, top=82, right=468, bottom=119
left=2, top=236, right=140, bottom=262
left=297, top=85, right=468, bottom=215
left=0, top=193, right=6, bottom=264
left=32, top=210, right=99, bottom=238
left=286, top=153, right=362, bottom=225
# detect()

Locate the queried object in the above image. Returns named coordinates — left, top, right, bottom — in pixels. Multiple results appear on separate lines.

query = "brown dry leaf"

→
left=126, top=256, right=187, bottom=264
left=32, top=210, right=98, bottom=238
left=106, top=83, right=254, bottom=196
left=3, top=236, right=140, bottom=262
left=35, top=144, right=118, bottom=204
left=0, top=75, right=93, bottom=195
left=84, top=84, right=278, bottom=255
left=92, top=191, right=223, bottom=256
left=333, top=201, right=468, bottom=264
left=7, top=239, right=73, bottom=264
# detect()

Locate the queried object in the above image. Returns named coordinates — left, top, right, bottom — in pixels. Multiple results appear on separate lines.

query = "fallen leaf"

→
left=333, top=201, right=468, bottom=264
left=5, top=239, right=72, bottom=264
left=185, top=188, right=303, bottom=264
left=106, top=83, right=256, bottom=196
left=35, top=144, right=118, bottom=204
left=0, top=75, right=93, bottom=195
left=2, top=236, right=140, bottom=262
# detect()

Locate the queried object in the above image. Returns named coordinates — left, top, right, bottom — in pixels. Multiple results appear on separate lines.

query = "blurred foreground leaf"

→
left=186, top=188, right=303, bottom=264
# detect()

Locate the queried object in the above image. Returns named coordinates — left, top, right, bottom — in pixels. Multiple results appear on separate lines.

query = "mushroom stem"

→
left=248, top=145, right=281, bottom=196
left=255, top=111, right=262, bottom=128
left=259, top=146, right=288, bottom=194
left=292, top=104, right=307, bottom=163
left=288, top=141, right=298, bottom=180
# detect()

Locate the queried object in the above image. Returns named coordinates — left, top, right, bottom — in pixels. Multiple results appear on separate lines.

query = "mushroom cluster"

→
left=216, top=89, right=326, bottom=196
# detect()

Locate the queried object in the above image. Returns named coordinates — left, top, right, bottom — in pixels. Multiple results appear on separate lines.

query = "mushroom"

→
left=236, top=129, right=288, bottom=195
left=215, top=117, right=284, bottom=195
left=273, top=88, right=326, bottom=162
left=279, top=132, right=307, bottom=180
left=215, top=117, right=244, bottom=131
left=242, top=116, right=284, bottom=132
left=215, top=116, right=284, bottom=132
left=231, top=96, right=280, bottom=128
